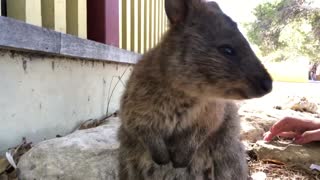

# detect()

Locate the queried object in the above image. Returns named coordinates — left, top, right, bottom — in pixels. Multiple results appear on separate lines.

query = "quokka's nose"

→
left=259, top=78, right=272, bottom=94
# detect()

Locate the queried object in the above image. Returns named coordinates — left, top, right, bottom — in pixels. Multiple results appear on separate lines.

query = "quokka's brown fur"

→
left=118, top=0, right=272, bottom=179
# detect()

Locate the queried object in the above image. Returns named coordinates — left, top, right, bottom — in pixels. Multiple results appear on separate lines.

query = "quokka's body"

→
left=118, top=0, right=272, bottom=179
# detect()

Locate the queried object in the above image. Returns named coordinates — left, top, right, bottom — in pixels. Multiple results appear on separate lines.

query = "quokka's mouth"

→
left=246, top=76, right=273, bottom=98
left=225, top=83, right=272, bottom=100
left=225, top=89, right=249, bottom=99
left=246, top=86, right=273, bottom=99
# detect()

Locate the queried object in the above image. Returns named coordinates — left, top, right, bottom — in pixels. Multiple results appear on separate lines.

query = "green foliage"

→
left=245, top=0, right=320, bottom=62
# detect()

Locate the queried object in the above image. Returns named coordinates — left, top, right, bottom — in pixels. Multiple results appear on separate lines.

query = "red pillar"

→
left=87, top=0, right=119, bottom=47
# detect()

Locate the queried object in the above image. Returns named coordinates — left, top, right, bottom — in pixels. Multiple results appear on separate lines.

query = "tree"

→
left=245, top=0, right=320, bottom=62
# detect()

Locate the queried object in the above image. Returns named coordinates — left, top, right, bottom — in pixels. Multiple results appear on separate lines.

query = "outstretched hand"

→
left=263, top=117, right=320, bottom=144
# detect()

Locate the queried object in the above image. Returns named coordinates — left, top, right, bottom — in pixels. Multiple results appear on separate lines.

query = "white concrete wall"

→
left=0, top=50, right=133, bottom=153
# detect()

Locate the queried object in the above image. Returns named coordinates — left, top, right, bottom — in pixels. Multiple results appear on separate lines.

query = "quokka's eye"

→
left=218, top=45, right=236, bottom=56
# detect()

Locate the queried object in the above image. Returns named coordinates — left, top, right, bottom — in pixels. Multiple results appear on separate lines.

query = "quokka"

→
left=118, top=0, right=272, bottom=179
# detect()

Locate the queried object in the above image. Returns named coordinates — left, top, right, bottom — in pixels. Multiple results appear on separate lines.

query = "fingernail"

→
left=263, top=136, right=271, bottom=142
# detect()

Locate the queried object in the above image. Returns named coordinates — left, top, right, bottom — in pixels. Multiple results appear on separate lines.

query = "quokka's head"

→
left=162, top=0, right=272, bottom=99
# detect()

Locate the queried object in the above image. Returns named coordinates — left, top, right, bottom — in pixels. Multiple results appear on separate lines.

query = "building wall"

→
left=5, top=0, right=86, bottom=38
left=0, top=49, right=132, bottom=153
left=119, top=0, right=169, bottom=54
left=3, top=0, right=169, bottom=51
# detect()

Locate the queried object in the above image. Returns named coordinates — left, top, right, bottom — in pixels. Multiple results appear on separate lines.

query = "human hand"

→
left=263, top=117, right=320, bottom=144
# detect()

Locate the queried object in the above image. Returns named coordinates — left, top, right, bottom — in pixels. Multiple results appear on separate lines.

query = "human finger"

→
left=277, top=132, right=299, bottom=138
left=295, top=129, right=320, bottom=144
left=267, top=117, right=311, bottom=140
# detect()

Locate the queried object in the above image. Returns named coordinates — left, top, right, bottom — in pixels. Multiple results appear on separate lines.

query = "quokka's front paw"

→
left=165, top=130, right=196, bottom=168
left=145, top=138, right=171, bottom=165
left=149, top=147, right=171, bottom=165
left=168, top=148, right=193, bottom=168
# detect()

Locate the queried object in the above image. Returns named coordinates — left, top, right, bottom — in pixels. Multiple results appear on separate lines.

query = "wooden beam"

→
left=87, top=0, right=119, bottom=46
left=7, top=0, right=42, bottom=26
left=87, top=0, right=106, bottom=43
left=119, top=0, right=123, bottom=49
left=126, top=0, right=131, bottom=51
left=41, top=0, right=66, bottom=33
left=140, top=0, right=145, bottom=53
left=1, top=0, right=7, bottom=16
left=25, top=0, right=42, bottom=26
left=145, top=0, right=150, bottom=51
left=77, top=0, right=87, bottom=38
left=66, top=0, right=87, bottom=38
left=105, top=0, right=119, bottom=47
left=134, top=0, right=139, bottom=53
left=55, top=0, right=67, bottom=33
left=130, top=0, right=134, bottom=51
left=151, top=0, right=155, bottom=48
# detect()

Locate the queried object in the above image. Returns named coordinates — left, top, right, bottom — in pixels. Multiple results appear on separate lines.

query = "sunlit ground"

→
left=264, top=62, right=310, bottom=83
left=243, top=62, right=320, bottom=110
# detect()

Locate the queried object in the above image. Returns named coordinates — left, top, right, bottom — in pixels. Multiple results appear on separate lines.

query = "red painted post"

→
left=87, top=0, right=119, bottom=47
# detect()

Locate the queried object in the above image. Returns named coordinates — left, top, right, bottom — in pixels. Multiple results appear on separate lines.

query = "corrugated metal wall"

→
left=119, top=0, right=169, bottom=54
left=1, top=0, right=169, bottom=53
left=4, top=0, right=87, bottom=39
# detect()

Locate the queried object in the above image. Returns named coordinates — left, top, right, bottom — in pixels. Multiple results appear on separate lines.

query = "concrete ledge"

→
left=0, top=16, right=140, bottom=64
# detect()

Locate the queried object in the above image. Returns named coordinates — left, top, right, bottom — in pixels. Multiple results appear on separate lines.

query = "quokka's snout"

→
left=250, top=74, right=273, bottom=97
left=244, top=65, right=273, bottom=98
left=225, top=63, right=273, bottom=100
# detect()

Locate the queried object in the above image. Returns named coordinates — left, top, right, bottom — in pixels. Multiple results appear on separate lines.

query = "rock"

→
left=0, top=157, right=9, bottom=174
left=279, top=96, right=318, bottom=114
left=241, top=120, right=265, bottom=143
left=15, top=94, right=320, bottom=179
left=239, top=103, right=280, bottom=143
left=0, top=138, right=33, bottom=179
left=76, top=111, right=119, bottom=131
left=288, top=97, right=318, bottom=114
left=253, top=140, right=320, bottom=168
left=251, top=171, right=267, bottom=180
left=239, top=98, right=320, bottom=143
left=17, top=117, right=121, bottom=180
left=239, top=111, right=278, bottom=143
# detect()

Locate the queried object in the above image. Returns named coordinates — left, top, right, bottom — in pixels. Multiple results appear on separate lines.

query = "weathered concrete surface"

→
left=0, top=49, right=132, bottom=153
left=18, top=118, right=120, bottom=180
left=0, top=16, right=141, bottom=153
left=0, top=16, right=60, bottom=53
left=0, top=16, right=140, bottom=64
left=60, top=33, right=139, bottom=64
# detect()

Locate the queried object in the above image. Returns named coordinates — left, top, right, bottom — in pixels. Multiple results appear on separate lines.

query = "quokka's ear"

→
left=165, top=0, right=203, bottom=25
left=206, top=1, right=222, bottom=12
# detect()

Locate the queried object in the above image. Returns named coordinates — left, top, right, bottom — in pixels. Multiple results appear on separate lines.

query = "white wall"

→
left=0, top=50, right=133, bottom=153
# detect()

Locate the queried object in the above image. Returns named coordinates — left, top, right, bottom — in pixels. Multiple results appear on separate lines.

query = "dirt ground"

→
left=249, top=160, right=320, bottom=180
left=246, top=81, right=320, bottom=180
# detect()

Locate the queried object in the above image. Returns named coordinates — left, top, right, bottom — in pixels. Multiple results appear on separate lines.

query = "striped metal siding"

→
left=2, top=0, right=168, bottom=53
left=4, top=0, right=87, bottom=39
left=120, top=0, right=169, bottom=54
